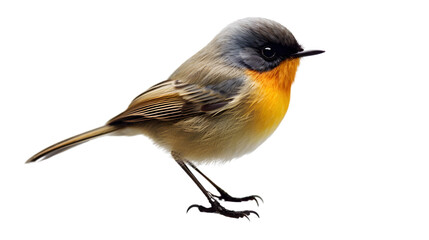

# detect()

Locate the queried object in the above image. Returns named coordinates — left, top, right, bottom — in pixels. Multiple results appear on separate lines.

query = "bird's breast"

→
left=246, top=58, right=300, bottom=138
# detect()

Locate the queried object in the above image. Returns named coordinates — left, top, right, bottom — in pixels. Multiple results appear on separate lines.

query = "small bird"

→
left=26, top=17, right=324, bottom=219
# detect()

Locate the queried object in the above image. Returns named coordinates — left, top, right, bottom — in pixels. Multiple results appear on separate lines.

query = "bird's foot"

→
left=186, top=199, right=259, bottom=219
left=212, top=188, right=263, bottom=206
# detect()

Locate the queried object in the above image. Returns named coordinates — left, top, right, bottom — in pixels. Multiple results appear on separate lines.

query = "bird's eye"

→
left=261, top=46, right=276, bottom=60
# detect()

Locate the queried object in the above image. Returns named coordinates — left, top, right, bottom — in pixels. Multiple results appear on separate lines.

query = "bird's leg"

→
left=172, top=152, right=259, bottom=219
left=186, top=161, right=263, bottom=206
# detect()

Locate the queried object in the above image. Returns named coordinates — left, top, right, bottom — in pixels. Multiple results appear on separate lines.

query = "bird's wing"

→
left=107, top=78, right=244, bottom=124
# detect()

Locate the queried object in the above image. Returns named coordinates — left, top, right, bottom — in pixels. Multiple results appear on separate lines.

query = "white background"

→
left=1, top=0, right=428, bottom=239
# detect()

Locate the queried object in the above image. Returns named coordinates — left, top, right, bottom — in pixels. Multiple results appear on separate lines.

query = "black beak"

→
left=290, top=49, right=324, bottom=59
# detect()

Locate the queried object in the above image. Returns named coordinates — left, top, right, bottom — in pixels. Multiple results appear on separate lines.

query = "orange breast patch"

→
left=246, top=58, right=300, bottom=136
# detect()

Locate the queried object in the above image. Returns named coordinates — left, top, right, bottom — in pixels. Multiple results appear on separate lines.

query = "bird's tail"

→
left=26, top=125, right=120, bottom=163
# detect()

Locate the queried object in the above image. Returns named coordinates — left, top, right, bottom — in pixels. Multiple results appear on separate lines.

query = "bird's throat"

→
left=246, top=58, right=300, bottom=90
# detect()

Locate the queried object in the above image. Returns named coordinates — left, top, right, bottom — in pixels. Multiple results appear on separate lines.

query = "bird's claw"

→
left=186, top=200, right=259, bottom=219
left=212, top=189, right=264, bottom=206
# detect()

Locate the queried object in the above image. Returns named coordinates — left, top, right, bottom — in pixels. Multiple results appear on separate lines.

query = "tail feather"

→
left=26, top=125, right=120, bottom=163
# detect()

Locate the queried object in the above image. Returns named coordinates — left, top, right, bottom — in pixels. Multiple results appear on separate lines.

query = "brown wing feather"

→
left=107, top=80, right=237, bottom=125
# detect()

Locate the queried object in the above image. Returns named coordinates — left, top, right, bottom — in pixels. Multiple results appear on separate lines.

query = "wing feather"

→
left=108, top=78, right=243, bottom=125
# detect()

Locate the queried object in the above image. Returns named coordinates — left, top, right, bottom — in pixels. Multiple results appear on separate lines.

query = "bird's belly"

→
left=132, top=86, right=292, bottom=162
left=168, top=88, right=291, bottom=162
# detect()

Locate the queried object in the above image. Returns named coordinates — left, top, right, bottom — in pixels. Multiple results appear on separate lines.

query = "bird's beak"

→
left=290, top=49, right=325, bottom=59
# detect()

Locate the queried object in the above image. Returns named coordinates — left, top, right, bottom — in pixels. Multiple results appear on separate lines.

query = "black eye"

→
left=261, top=46, right=276, bottom=59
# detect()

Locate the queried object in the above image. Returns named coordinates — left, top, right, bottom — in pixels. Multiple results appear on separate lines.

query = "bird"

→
left=26, top=17, right=324, bottom=219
